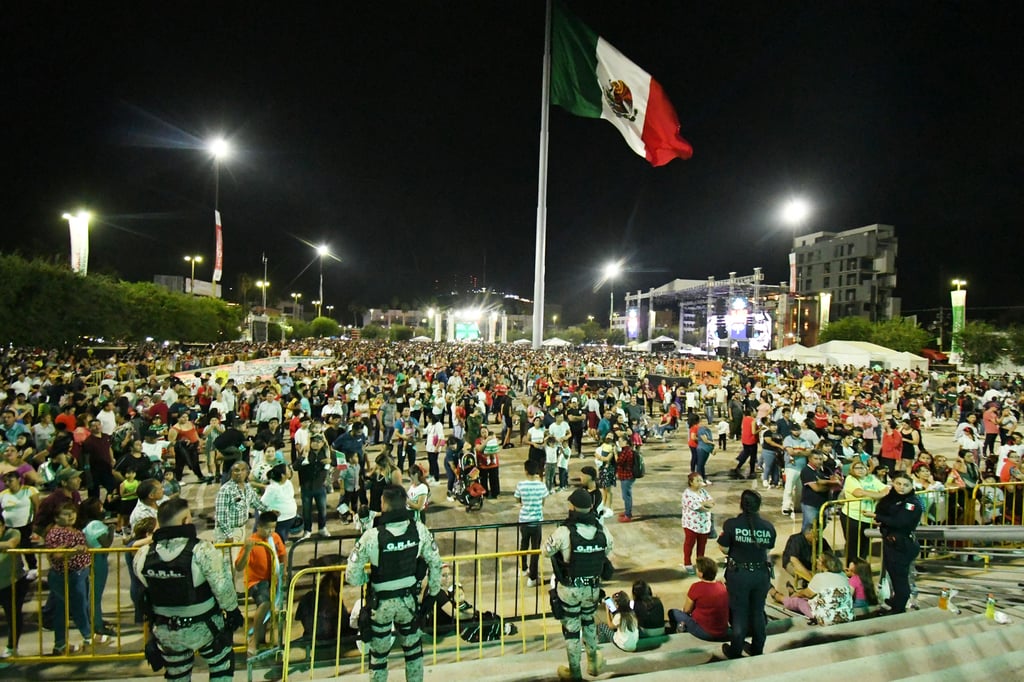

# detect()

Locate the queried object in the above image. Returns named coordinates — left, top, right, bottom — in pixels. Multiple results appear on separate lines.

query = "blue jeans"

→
left=761, top=450, right=780, bottom=486
left=301, top=486, right=327, bottom=532
left=50, top=567, right=91, bottom=650
left=91, top=554, right=108, bottom=629
left=695, top=448, right=711, bottom=479
left=801, top=504, right=821, bottom=533
left=668, top=608, right=723, bottom=641
left=620, top=478, right=635, bottom=517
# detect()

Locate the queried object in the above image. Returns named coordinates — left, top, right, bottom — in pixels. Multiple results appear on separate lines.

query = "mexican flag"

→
left=550, top=1, right=693, bottom=166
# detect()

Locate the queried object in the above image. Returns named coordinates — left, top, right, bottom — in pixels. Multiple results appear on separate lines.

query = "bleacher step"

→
left=892, top=649, right=1024, bottom=681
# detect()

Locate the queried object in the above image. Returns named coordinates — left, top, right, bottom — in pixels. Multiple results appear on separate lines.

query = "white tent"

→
left=410, top=335, right=432, bottom=342
left=768, top=340, right=929, bottom=370
left=766, top=343, right=813, bottom=361
left=678, top=344, right=709, bottom=356
left=542, top=337, right=572, bottom=347
left=512, top=338, right=532, bottom=346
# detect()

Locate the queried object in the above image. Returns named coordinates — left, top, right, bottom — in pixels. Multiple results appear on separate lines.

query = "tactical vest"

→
left=565, top=522, right=607, bottom=586
left=371, top=520, right=420, bottom=595
left=142, top=538, right=214, bottom=610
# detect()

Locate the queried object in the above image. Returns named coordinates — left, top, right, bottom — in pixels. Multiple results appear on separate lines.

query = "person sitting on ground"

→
left=782, top=527, right=831, bottom=589
left=597, top=590, right=639, bottom=652
left=631, top=580, right=665, bottom=638
left=294, top=554, right=354, bottom=641
left=845, top=559, right=879, bottom=609
left=769, top=552, right=854, bottom=626
left=667, top=556, right=729, bottom=641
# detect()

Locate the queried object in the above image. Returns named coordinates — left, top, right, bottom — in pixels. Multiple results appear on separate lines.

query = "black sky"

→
left=4, top=1, right=1023, bottom=324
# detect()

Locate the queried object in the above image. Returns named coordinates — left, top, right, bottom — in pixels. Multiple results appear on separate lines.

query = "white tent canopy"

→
left=542, top=337, right=572, bottom=347
left=512, top=338, right=532, bottom=346
left=410, top=335, right=432, bottom=342
left=767, top=340, right=928, bottom=370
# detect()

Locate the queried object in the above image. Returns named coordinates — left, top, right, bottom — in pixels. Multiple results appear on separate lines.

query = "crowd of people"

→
left=0, top=337, right=1021, bottom=676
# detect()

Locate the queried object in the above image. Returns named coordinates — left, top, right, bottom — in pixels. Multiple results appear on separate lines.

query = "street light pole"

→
left=62, top=211, right=92, bottom=276
left=184, top=255, right=203, bottom=294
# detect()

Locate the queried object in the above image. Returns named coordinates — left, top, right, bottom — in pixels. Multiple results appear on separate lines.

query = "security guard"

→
left=134, top=498, right=242, bottom=681
left=871, top=472, right=922, bottom=613
left=718, top=489, right=776, bottom=659
left=543, top=488, right=614, bottom=681
left=346, top=485, right=442, bottom=682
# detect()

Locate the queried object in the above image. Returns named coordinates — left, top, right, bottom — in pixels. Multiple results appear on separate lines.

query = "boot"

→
left=587, top=649, right=605, bottom=676
left=558, top=665, right=582, bottom=681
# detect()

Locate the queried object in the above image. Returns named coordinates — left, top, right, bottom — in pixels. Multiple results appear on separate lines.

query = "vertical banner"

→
left=788, top=252, right=797, bottom=293
left=66, top=213, right=90, bottom=276
left=950, top=289, right=966, bottom=356
left=213, top=210, right=223, bottom=283
left=818, top=291, right=832, bottom=332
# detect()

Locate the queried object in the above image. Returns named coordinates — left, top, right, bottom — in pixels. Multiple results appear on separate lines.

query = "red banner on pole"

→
left=213, top=210, right=223, bottom=282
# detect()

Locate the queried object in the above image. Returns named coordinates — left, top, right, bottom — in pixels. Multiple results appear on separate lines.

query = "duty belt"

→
left=560, top=576, right=600, bottom=588
left=727, top=559, right=770, bottom=572
left=153, top=607, right=220, bottom=631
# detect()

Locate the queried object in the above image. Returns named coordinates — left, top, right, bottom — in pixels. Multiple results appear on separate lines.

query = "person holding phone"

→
left=597, top=591, right=638, bottom=652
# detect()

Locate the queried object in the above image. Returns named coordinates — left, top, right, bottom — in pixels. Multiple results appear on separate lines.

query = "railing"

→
left=971, top=480, right=1024, bottom=526
left=280, top=549, right=548, bottom=682
left=3, top=540, right=275, bottom=664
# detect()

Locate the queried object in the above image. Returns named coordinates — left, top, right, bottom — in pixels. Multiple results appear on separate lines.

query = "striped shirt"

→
left=514, top=480, right=548, bottom=523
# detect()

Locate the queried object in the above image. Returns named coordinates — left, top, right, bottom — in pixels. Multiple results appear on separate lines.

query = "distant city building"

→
left=792, top=223, right=899, bottom=322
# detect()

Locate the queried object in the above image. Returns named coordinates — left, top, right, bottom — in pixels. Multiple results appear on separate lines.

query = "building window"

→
left=797, top=254, right=804, bottom=264
left=847, top=258, right=857, bottom=270
left=847, top=243, right=854, bottom=255
left=845, top=289, right=855, bottom=301
left=823, top=276, right=830, bottom=287
left=847, top=273, right=856, bottom=286
left=823, top=262, right=831, bottom=274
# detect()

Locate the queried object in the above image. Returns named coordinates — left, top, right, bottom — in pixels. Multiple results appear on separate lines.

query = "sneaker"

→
left=446, top=495, right=455, bottom=502
left=300, top=532, right=312, bottom=540
left=0, top=647, right=14, bottom=659
left=619, top=515, right=632, bottom=523
left=761, top=480, right=770, bottom=489
left=526, top=578, right=538, bottom=587
left=25, top=568, right=38, bottom=582
left=337, top=503, right=350, bottom=516
left=318, top=528, right=331, bottom=537
left=781, top=509, right=792, bottom=516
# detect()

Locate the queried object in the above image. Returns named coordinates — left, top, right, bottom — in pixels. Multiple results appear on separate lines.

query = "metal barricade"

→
left=3, top=540, right=274, bottom=664
left=971, top=480, right=1024, bottom=527
left=280, top=549, right=546, bottom=682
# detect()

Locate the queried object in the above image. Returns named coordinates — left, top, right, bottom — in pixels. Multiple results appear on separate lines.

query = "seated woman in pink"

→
left=769, top=552, right=854, bottom=626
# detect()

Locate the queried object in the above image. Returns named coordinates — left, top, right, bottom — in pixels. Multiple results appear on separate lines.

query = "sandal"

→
left=768, top=586, right=785, bottom=604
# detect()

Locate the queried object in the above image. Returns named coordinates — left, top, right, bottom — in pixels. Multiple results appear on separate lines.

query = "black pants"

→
left=13, top=525, right=36, bottom=570
left=570, top=427, right=584, bottom=455
left=842, top=513, right=871, bottom=563
left=519, top=523, right=542, bottom=580
left=724, top=568, right=770, bottom=657
left=882, top=536, right=919, bottom=613
left=736, top=443, right=758, bottom=473
left=0, top=577, right=29, bottom=649
left=482, top=467, right=500, bottom=498
left=173, top=441, right=205, bottom=481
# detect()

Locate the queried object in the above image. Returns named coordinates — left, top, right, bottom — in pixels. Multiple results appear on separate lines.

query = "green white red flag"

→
left=550, top=1, right=693, bottom=166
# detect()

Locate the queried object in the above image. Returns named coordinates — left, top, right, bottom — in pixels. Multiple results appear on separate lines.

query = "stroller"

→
left=452, top=453, right=486, bottom=512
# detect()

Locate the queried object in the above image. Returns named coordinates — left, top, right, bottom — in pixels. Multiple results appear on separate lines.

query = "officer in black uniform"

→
left=718, top=489, right=777, bottom=659
left=134, top=497, right=243, bottom=681
left=543, top=487, right=615, bottom=681
left=346, top=485, right=442, bottom=682
left=871, top=472, right=922, bottom=613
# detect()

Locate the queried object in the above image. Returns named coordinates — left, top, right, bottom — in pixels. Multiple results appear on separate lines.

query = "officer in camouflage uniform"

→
left=346, top=485, right=442, bottom=682
left=134, top=498, right=242, bottom=681
left=544, top=488, right=615, bottom=681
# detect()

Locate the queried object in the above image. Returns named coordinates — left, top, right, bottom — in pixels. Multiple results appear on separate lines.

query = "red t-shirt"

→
left=741, top=416, right=757, bottom=446
left=688, top=424, right=699, bottom=449
left=687, top=580, right=729, bottom=638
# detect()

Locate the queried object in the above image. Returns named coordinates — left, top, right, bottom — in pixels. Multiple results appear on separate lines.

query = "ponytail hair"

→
left=740, top=489, right=762, bottom=515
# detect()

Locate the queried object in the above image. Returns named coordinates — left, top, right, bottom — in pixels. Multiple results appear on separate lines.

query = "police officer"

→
left=346, top=485, right=442, bottom=682
left=718, top=489, right=776, bottom=659
left=871, top=472, right=922, bottom=613
left=543, top=488, right=614, bottom=681
left=134, top=497, right=242, bottom=681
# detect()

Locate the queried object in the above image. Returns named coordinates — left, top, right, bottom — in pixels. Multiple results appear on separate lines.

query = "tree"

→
left=818, top=317, right=874, bottom=343
left=869, top=318, right=932, bottom=353
left=606, top=330, right=625, bottom=346
left=562, top=326, right=586, bottom=345
left=579, top=319, right=604, bottom=343
left=1007, top=326, right=1024, bottom=366
left=360, top=324, right=386, bottom=340
left=308, top=316, right=341, bottom=338
left=389, top=325, right=414, bottom=342
left=348, top=302, right=366, bottom=327
left=953, top=320, right=1003, bottom=370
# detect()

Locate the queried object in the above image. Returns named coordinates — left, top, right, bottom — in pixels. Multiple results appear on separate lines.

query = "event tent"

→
left=512, top=338, right=532, bottom=346
left=410, top=336, right=432, bottom=342
left=767, top=340, right=928, bottom=370
left=628, top=335, right=680, bottom=352
left=542, top=337, right=572, bottom=347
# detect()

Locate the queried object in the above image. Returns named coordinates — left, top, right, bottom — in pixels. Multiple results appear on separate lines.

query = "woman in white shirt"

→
left=261, top=463, right=299, bottom=538
left=423, top=414, right=446, bottom=484
left=597, top=590, right=639, bottom=652
left=407, top=465, right=430, bottom=523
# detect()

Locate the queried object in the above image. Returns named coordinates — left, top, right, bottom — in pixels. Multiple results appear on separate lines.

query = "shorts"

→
left=248, top=580, right=271, bottom=606
left=120, top=497, right=138, bottom=517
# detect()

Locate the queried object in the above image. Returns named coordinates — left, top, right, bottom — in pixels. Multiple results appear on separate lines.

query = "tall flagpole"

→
left=532, top=0, right=553, bottom=350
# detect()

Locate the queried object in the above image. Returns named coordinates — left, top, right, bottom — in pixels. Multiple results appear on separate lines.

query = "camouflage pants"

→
left=154, top=613, right=234, bottom=681
left=555, top=584, right=600, bottom=679
left=369, top=594, right=423, bottom=682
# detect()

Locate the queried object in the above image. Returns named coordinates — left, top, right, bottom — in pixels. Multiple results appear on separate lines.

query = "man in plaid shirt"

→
left=214, top=462, right=267, bottom=544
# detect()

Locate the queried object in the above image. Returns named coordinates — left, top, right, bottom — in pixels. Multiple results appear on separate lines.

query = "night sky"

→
left=5, top=1, right=1023, bottom=325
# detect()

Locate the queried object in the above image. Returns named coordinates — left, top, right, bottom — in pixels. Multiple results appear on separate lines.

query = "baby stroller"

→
left=453, top=453, right=486, bottom=512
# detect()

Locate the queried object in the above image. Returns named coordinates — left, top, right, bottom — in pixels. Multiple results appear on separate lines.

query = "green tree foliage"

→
left=1007, top=326, right=1024, bottom=366
left=869, top=318, right=933, bottom=353
left=818, top=317, right=874, bottom=343
left=562, top=326, right=586, bottom=345
left=579, top=319, right=605, bottom=343
left=606, top=330, right=625, bottom=346
left=506, top=327, right=530, bottom=342
left=0, top=254, right=243, bottom=345
left=360, top=324, right=386, bottom=340
left=308, top=316, right=341, bottom=338
left=389, top=325, right=414, bottom=342
left=954, top=320, right=1004, bottom=370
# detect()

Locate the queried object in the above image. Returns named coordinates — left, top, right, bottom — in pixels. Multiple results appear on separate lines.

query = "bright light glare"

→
left=208, top=137, right=230, bottom=159
left=780, top=198, right=811, bottom=225
left=62, top=211, right=91, bottom=221
left=603, top=261, right=622, bottom=280
left=316, top=244, right=329, bottom=256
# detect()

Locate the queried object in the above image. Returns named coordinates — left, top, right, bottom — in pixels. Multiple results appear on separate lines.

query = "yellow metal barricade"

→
left=4, top=540, right=273, bottom=664
left=972, top=480, right=1024, bottom=526
left=280, top=549, right=545, bottom=682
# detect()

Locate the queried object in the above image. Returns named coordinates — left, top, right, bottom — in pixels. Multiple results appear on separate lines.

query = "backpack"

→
left=632, top=450, right=646, bottom=479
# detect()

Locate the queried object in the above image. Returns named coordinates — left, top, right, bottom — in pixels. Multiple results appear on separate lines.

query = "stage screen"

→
left=706, top=298, right=772, bottom=351
left=455, top=322, right=481, bottom=341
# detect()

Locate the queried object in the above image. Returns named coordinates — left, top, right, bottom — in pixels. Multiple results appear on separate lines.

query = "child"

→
left=980, top=475, right=1005, bottom=524
left=845, top=559, right=879, bottom=608
left=557, top=442, right=571, bottom=491
left=543, top=435, right=559, bottom=493
left=117, top=469, right=139, bottom=536
left=45, top=502, right=108, bottom=654
left=235, top=510, right=287, bottom=655
left=337, top=451, right=361, bottom=522
left=717, top=418, right=730, bottom=451
left=598, top=590, right=639, bottom=652
left=162, top=469, right=181, bottom=500
left=407, top=465, right=430, bottom=523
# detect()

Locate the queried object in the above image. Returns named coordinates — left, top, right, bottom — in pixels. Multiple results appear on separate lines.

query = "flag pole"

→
left=532, top=0, right=553, bottom=350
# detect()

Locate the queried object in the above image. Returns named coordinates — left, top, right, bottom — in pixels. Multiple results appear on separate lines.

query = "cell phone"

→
left=604, top=597, right=616, bottom=612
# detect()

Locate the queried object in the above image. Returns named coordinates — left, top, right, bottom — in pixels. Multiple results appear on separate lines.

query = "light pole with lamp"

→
left=208, top=138, right=230, bottom=286
left=255, top=280, right=270, bottom=311
left=290, top=292, right=302, bottom=319
left=62, top=210, right=92, bottom=276
left=950, top=278, right=967, bottom=360
left=312, top=299, right=322, bottom=317
left=602, top=261, right=622, bottom=331
left=184, top=255, right=203, bottom=294
left=780, top=197, right=812, bottom=342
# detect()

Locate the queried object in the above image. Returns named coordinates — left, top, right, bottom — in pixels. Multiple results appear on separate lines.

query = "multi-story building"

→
left=792, top=224, right=900, bottom=322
